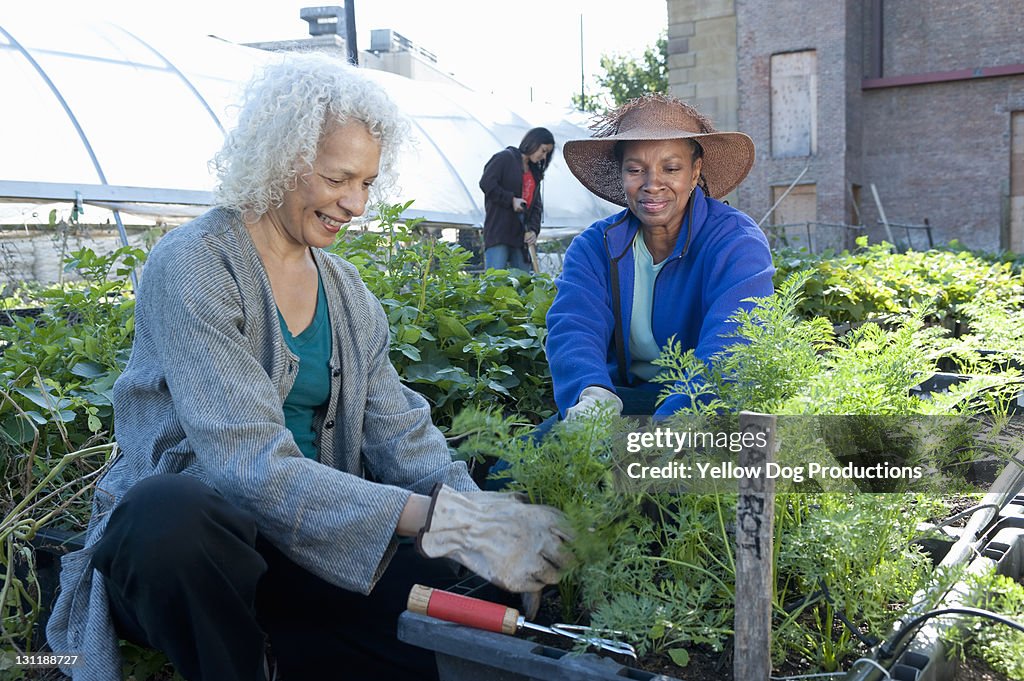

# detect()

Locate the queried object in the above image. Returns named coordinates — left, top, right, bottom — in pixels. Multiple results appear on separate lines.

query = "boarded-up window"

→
left=767, top=184, right=817, bottom=249
left=771, top=51, right=817, bottom=158
left=771, top=184, right=817, bottom=225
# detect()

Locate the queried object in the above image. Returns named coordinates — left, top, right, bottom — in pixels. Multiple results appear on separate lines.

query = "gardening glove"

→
left=521, top=591, right=543, bottom=620
left=564, top=386, right=623, bottom=421
left=416, top=484, right=572, bottom=596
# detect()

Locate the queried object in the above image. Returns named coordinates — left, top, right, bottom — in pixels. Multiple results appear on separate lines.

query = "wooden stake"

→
left=870, top=183, right=897, bottom=248
left=734, top=412, right=777, bottom=681
left=528, top=242, right=541, bottom=274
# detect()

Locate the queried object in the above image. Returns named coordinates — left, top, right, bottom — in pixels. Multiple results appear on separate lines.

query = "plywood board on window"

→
left=770, top=51, right=817, bottom=158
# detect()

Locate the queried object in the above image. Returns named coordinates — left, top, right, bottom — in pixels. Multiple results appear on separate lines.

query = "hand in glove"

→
left=564, top=386, right=623, bottom=421
left=416, top=484, right=572, bottom=596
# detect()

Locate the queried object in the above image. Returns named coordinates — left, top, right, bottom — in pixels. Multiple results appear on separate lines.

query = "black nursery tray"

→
left=397, top=610, right=677, bottom=681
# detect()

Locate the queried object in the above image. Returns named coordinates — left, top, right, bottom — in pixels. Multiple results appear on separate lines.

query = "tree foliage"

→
left=573, top=35, right=668, bottom=113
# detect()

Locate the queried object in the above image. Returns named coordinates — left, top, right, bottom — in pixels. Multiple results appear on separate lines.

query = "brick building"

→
left=666, top=0, right=1024, bottom=252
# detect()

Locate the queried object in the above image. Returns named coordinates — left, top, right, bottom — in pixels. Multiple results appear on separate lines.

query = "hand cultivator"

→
left=407, top=584, right=638, bottom=659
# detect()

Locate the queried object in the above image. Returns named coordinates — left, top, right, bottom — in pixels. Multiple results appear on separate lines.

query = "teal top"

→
left=278, top=274, right=332, bottom=460
left=629, top=234, right=668, bottom=382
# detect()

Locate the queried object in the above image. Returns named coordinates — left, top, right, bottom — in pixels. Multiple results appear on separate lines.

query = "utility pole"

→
left=579, top=14, right=585, bottom=109
left=345, top=0, right=358, bottom=65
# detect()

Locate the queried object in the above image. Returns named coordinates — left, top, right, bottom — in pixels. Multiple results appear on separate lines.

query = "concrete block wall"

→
left=667, top=0, right=739, bottom=133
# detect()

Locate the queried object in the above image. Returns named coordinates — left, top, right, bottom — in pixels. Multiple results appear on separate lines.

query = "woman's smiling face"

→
left=620, top=138, right=702, bottom=231
left=268, top=121, right=381, bottom=250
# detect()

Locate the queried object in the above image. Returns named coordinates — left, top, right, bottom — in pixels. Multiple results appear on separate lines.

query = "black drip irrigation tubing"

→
left=876, top=606, right=1024, bottom=663
left=842, top=456, right=1024, bottom=680
left=931, top=503, right=1002, bottom=530
left=818, top=582, right=881, bottom=650
left=779, top=579, right=882, bottom=649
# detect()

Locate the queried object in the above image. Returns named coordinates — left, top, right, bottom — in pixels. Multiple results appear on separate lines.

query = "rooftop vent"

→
left=370, top=28, right=437, bottom=64
left=300, top=6, right=346, bottom=36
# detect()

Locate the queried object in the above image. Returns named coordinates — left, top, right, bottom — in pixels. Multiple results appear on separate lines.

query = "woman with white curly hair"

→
left=46, top=52, right=569, bottom=681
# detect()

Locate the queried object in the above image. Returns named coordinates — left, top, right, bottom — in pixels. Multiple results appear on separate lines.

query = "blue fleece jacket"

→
left=546, top=187, right=775, bottom=418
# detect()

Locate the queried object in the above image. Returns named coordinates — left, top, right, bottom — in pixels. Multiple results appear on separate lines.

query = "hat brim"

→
left=563, top=131, right=755, bottom=205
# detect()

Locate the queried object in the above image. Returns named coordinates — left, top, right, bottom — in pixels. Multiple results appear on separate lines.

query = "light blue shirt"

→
left=629, top=234, right=667, bottom=381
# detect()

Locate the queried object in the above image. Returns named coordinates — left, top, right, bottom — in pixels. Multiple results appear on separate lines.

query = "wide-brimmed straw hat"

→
left=563, top=94, right=755, bottom=205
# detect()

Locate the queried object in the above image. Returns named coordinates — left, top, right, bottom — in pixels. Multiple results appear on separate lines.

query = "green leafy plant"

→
left=1, top=246, right=142, bottom=456
left=473, top=269, right=1023, bottom=673
left=770, top=493, right=940, bottom=671
left=943, top=568, right=1024, bottom=679
left=0, top=398, right=114, bottom=658
left=654, top=270, right=1022, bottom=418
left=329, top=201, right=556, bottom=427
left=1, top=247, right=140, bottom=660
left=119, top=641, right=185, bottom=681
left=466, top=407, right=960, bottom=671
left=773, top=239, right=1024, bottom=329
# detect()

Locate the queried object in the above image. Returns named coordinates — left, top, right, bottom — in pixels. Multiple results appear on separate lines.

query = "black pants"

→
left=92, top=474, right=471, bottom=681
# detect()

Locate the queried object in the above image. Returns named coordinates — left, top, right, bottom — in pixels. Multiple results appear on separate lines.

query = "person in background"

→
left=546, top=93, right=775, bottom=422
left=46, top=52, right=569, bottom=681
left=479, top=127, right=555, bottom=271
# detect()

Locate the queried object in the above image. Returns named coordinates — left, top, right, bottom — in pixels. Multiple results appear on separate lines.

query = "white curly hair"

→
left=212, top=51, right=407, bottom=218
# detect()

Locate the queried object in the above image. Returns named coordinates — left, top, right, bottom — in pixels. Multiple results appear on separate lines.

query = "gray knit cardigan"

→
left=46, top=207, right=477, bottom=679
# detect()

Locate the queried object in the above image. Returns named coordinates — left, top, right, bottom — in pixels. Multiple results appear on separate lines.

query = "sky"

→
left=32, top=0, right=669, bottom=108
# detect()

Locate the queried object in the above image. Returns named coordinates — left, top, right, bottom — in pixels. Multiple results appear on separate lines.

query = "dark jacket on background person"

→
left=479, top=146, right=543, bottom=249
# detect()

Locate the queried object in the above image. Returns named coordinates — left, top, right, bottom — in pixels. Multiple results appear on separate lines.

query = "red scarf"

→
left=522, top=170, right=536, bottom=210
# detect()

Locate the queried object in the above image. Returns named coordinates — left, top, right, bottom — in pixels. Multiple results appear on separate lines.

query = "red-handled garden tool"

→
left=406, top=584, right=638, bottom=659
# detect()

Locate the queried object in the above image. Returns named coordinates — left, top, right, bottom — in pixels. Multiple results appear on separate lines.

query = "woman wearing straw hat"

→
left=546, top=94, right=775, bottom=420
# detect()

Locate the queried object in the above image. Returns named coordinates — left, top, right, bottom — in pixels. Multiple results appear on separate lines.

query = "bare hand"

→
left=523, top=230, right=538, bottom=246
left=512, top=197, right=527, bottom=212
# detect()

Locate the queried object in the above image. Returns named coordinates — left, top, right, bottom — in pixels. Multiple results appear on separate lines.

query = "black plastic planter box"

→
left=398, top=611, right=679, bottom=681
left=400, top=496, right=1024, bottom=681
left=843, top=494, right=1024, bottom=681
left=912, top=371, right=1024, bottom=413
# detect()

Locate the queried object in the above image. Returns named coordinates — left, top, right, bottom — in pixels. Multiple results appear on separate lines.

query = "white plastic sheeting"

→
left=0, top=13, right=616, bottom=230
